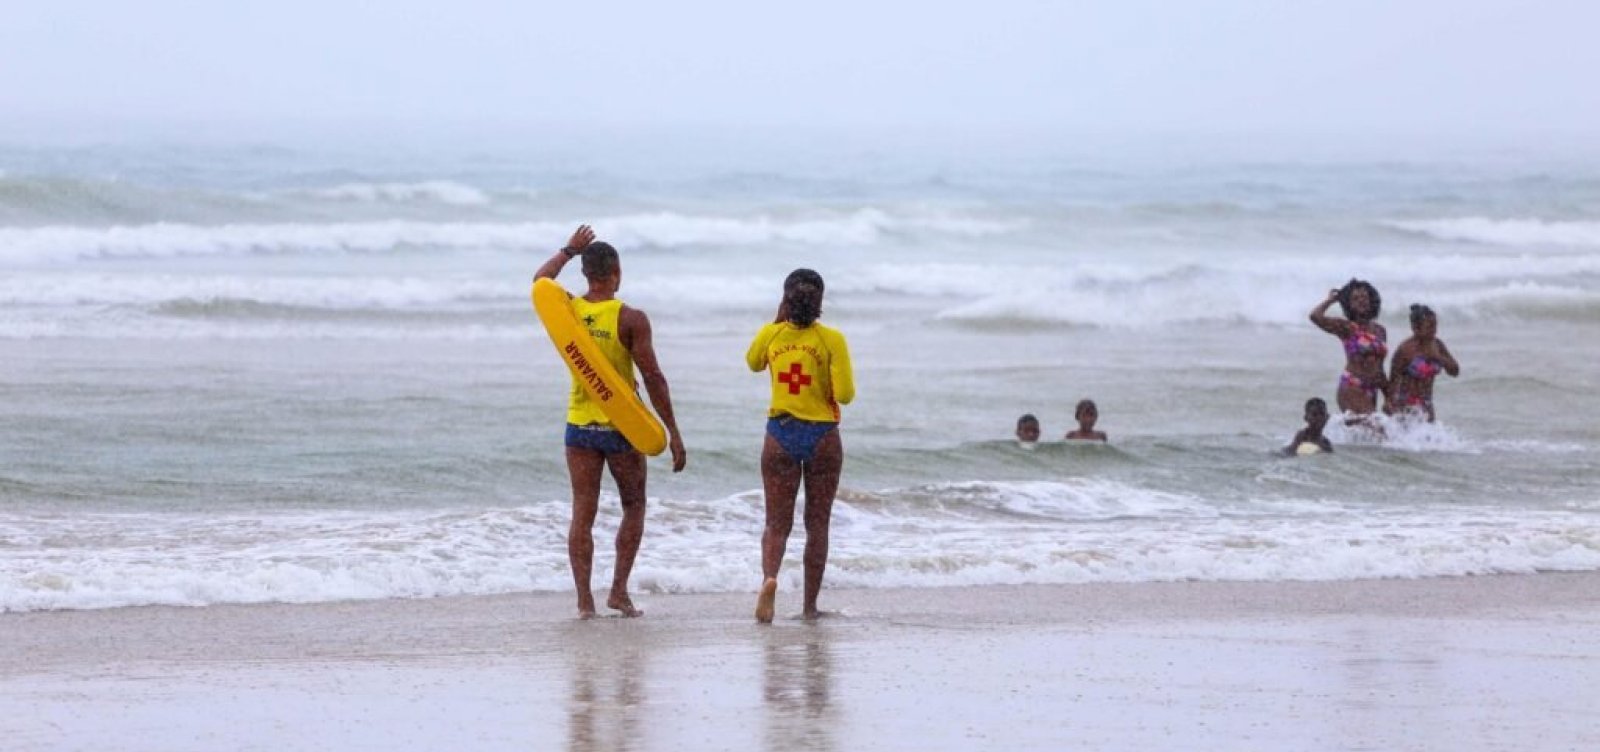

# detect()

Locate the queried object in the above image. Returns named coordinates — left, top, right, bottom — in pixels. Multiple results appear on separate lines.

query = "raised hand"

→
left=565, top=224, right=596, bottom=253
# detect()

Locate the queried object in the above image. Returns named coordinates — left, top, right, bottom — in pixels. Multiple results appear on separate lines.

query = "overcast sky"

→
left=3, top=1, right=1597, bottom=149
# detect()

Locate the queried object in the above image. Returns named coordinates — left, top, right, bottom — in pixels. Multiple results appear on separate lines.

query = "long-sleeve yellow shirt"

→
left=745, top=321, right=854, bottom=423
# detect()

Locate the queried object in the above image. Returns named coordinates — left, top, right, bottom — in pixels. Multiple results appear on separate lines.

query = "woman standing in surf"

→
left=1310, top=279, right=1388, bottom=420
left=746, top=269, right=855, bottom=623
left=1386, top=304, right=1460, bottom=422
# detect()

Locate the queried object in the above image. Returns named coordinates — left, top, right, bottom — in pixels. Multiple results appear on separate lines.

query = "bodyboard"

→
left=532, top=278, right=667, bottom=456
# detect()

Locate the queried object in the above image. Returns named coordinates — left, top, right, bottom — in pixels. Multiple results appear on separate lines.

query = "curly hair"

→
left=1337, top=279, right=1382, bottom=322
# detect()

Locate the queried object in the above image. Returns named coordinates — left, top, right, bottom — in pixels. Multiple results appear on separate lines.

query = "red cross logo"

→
left=777, top=362, right=812, bottom=394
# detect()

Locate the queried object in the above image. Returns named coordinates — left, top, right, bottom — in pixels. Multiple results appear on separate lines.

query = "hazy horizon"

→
left=4, top=1, right=1598, bottom=160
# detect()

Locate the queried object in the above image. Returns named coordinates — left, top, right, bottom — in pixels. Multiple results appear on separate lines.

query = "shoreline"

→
left=7, top=574, right=1599, bottom=751
left=6, top=573, right=1600, bottom=672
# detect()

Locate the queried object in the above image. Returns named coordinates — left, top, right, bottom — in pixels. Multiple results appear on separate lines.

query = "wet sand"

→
left=5, top=574, right=1599, bottom=751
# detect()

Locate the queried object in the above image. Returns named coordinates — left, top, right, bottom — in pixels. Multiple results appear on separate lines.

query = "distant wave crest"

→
left=1387, top=217, right=1600, bottom=248
left=0, top=209, right=1017, bottom=263
left=306, top=181, right=491, bottom=206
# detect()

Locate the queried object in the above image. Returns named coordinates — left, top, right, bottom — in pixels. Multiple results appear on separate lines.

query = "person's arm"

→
left=1385, top=340, right=1411, bottom=413
left=1282, top=428, right=1308, bottom=456
left=533, top=225, right=595, bottom=282
left=1309, top=288, right=1350, bottom=337
left=1372, top=324, right=1391, bottom=391
left=1434, top=338, right=1460, bottom=377
left=620, top=307, right=686, bottom=472
left=745, top=323, right=781, bottom=373
left=825, top=329, right=855, bottom=405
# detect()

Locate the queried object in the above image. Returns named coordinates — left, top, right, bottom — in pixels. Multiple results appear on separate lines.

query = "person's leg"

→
left=758, top=433, right=801, bottom=623
left=1337, top=378, right=1383, bottom=434
left=566, top=446, right=606, bottom=618
left=604, top=449, right=648, bottom=617
left=800, top=430, right=843, bottom=619
left=1348, top=387, right=1378, bottom=415
left=1336, top=376, right=1371, bottom=416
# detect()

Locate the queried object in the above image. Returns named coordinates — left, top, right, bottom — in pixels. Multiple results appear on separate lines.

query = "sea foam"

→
left=5, top=483, right=1597, bottom=612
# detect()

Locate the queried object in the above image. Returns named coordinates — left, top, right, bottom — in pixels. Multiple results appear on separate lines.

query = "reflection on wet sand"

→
left=1332, top=625, right=1444, bottom=747
left=566, top=632, right=648, bottom=752
left=762, top=627, right=837, bottom=752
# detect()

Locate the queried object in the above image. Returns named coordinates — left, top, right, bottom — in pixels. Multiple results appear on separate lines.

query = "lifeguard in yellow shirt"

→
left=534, top=224, right=687, bottom=620
left=745, top=269, right=854, bottom=622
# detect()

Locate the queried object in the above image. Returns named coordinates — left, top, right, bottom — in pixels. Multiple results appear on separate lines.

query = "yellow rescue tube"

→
left=531, top=278, right=667, bottom=456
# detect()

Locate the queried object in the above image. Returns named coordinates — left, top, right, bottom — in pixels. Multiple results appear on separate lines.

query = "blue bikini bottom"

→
left=766, top=417, right=838, bottom=463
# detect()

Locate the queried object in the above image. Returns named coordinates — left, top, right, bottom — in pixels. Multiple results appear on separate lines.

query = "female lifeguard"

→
left=746, top=269, right=854, bottom=623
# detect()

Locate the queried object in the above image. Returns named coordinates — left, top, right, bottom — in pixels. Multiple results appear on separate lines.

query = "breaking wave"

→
left=1387, top=217, right=1600, bottom=248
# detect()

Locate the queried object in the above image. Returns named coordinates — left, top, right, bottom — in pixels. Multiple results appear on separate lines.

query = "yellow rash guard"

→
left=745, top=321, right=854, bottom=422
left=567, top=297, right=635, bottom=426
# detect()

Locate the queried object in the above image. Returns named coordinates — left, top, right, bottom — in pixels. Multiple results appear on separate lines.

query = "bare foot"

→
left=578, top=609, right=596, bottom=620
left=607, top=592, right=644, bottom=618
left=578, top=593, right=597, bottom=620
left=755, top=578, right=778, bottom=624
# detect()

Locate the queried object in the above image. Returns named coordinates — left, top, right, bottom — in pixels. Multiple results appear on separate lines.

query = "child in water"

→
left=1064, top=400, right=1107, bottom=442
left=1015, top=414, right=1041, bottom=448
left=1283, top=398, right=1334, bottom=456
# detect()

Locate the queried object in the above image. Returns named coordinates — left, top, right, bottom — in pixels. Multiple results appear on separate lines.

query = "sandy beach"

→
left=5, top=574, right=1598, bottom=751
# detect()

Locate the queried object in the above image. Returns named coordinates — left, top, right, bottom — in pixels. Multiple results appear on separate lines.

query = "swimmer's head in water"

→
left=1304, top=397, right=1329, bottom=430
left=1075, top=399, right=1098, bottom=427
left=783, top=268, right=825, bottom=326
left=1015, top=414, right=1040, bottom=443
left=581, top=242, right=621, bottom=285
left=1409, top=303, right=1437, bottom=339
left=1338, top=279, right=1382, bottom=322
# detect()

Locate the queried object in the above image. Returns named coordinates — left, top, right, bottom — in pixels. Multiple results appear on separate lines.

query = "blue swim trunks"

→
left=565, top=423, right=636, bottom=455
left=766, top=416, right=838, bottom=463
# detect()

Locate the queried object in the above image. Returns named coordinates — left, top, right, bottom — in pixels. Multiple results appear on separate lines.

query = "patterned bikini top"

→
left=1405, top=355, right=1441, bottom=381
left=1342, top=323, right=1387, bottom=358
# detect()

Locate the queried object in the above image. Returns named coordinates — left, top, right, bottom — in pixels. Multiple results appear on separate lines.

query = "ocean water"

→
left=2, top=143, right=1598, bottom=612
